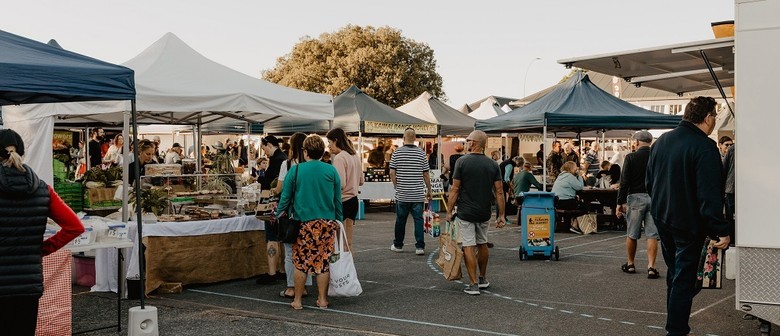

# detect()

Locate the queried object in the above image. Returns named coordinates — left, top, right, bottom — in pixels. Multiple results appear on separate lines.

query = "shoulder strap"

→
left=289, top=163, right=300, bottom=219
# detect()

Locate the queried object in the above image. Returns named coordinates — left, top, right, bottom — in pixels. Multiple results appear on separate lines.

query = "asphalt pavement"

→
left=73, top=210, right=776, bottom=336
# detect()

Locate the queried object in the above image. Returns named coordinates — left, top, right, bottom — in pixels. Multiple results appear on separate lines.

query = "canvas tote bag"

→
left=328, top=220, right=363, bottom=297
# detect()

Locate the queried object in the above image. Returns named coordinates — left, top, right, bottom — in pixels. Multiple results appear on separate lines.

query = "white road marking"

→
left=189, top=289, right=524, bottom=336
left=691, top=294, right=734, bottom=317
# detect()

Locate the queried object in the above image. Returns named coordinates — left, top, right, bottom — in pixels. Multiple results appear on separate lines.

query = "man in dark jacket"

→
left=646, top=96, right=731, bottom=336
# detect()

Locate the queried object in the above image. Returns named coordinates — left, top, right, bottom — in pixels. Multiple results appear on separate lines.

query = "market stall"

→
left=7, top=32, right=333, bottom=305
left=476, top=71, right=682, bottom=184
left=122, top=216, right=266, bottom=295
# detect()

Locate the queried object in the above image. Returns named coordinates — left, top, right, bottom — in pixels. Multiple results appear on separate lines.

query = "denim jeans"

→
left=393, top=201, right=425, bottom=249
left=657, top=224, right=705, bottom=336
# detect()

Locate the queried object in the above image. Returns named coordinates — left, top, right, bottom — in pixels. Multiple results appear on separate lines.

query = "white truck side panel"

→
left=735, top=0, right=780, bottom=249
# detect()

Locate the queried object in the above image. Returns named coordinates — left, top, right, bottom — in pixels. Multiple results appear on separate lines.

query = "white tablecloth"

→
left=93, top=216, right=264, bottom=293
left=359, top=182, right=395, bottom=200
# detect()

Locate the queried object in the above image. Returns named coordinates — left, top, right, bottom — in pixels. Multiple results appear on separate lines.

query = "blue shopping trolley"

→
left=518, top=191, right=559, bottom=261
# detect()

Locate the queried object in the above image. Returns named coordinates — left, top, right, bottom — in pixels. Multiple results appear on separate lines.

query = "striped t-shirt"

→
left=389, top=144, right=429, bottom=202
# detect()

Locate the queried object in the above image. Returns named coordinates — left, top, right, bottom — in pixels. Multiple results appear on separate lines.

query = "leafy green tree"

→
left=263, top=25, right=446, bottom=107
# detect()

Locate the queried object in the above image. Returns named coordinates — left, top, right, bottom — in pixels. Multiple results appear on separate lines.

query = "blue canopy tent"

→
left=475, top=71, right=681, bottom=183
left=0, top=30, right=135, bottom=105
left=475, top=71, right=681, bottom=133
left=0, top=29, right=147, bottom=315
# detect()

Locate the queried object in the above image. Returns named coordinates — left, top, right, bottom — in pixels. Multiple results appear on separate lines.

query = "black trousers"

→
left=0, top=295, right=40, bottom=335
left=657, top=225, right=705, bottom=336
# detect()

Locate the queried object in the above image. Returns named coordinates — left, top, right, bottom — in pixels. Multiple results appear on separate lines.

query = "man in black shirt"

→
left=88, top=128, right=104, bottom=169
left=446, top=130, right=505, bottom=295
left=616, top=131, right=659, bottom=279
left=256, top=134, right=287, bottom=285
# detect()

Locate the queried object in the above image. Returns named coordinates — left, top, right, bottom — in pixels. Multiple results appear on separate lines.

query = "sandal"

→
left=279, top=289, right=308, bottom=299
left=621, top=263, right=636, bottom=274
left=647, top=267, right=660, bottom=279
left=290, top=302, right=303, bottom=310
left=316, top=299, right=329, bottom=309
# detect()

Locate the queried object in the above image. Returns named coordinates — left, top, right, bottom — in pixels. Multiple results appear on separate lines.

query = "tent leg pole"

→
left=542, top=124, right=547, bottom=187
left=358, top=132, right=364, bottom=171
left=437, top=134, right=442, bottom=170
left=601, top=130, right=606, bottom=162
left=129, top=100, right=146, bottom=309
left=121, top=112, right=130, bottom=223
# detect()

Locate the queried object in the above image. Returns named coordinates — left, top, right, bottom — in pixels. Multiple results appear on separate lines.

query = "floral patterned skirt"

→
left=292, top=219, right=338, bottom=274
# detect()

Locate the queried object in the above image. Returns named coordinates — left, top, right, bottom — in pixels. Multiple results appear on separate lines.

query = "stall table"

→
left=576, top=188, right=623, bottom=230
left=358, top=181, right=395, bottom=201
left=124, top=216, right=267, bottom=295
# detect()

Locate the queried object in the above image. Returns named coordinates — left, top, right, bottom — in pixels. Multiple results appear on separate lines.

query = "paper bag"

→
left=436, top=221, right=463, bottom=281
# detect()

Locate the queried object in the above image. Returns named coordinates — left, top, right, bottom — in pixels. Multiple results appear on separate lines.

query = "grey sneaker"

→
left=478, top=277, right=490, bottom=289
left=463, top=284, right=480, bottom=295
left=390, top=244, right=403, bottom=252
left=415, top=248, right=425, bottom=256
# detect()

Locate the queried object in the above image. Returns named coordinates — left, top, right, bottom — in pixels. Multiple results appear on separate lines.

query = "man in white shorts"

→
left=446, top=130, right=505, bottom=295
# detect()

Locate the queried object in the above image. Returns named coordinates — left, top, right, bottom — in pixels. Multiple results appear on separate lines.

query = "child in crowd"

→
left=252, top=157, right=269, bottom=183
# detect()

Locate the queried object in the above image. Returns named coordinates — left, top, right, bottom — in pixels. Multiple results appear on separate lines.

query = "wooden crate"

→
left=86, top=187, right=117, bottom=204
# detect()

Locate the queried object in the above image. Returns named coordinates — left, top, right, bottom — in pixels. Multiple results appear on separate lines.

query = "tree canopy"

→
left=263, top=25, right=446, bottom=107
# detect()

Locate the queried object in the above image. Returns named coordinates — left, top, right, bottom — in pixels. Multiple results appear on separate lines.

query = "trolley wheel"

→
left=553, top=246, right=560, bottom=261
left=519, top=247, right=526, bottom=260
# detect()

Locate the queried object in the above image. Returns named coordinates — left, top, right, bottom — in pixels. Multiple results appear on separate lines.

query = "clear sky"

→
left=5, top=0, right=733, bottom=110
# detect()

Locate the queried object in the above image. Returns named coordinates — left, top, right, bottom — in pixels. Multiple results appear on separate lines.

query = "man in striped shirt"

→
left=389, top=128, right=433, bottom=256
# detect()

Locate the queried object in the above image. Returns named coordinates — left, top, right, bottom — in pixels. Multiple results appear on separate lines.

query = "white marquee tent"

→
left=3, top=33, right=334, bottom=183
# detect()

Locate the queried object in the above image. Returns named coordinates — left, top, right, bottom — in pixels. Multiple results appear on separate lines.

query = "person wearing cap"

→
left=646, top=97, right=730, bottom=336
left=0, top=129, right=85, bottom=333
left=616, top=130, right=660, bottom=279
left=164, top=142, right=183, bottom=164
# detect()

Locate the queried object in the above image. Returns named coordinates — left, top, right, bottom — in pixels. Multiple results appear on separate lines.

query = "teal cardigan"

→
left=276, top=160, right=343, bottom=222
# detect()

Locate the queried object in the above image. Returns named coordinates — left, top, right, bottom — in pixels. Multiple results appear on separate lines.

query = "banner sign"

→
left=363, top=121, right=438, bottom=136
left=430, top=169, right=444, bottom=194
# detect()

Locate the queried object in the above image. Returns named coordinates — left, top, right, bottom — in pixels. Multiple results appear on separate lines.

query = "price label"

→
left=107, top=227, right=128, bottom=239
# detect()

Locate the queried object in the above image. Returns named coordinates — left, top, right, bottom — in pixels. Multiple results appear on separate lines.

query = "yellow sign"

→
left=363, top=121, right=438, bottom=136
left=527, top=214, right=550, bottom=240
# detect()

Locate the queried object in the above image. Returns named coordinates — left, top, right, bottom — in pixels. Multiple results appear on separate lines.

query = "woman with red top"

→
left=0, top=129, right=85, bottom=335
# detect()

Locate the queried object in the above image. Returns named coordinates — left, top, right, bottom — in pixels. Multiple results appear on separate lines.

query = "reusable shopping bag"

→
left=423, top=202, right=441, bottom=238
left=572, top=213, right=598, bottom=234
left=436, top=220, right=463, bottom=281
left=696, top=237, right=724, bottom=289
left=328, top=221, right=363, bottom=297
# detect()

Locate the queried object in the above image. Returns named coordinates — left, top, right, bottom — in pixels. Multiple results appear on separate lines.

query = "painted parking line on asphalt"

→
left=188, top=289, right=525, bottom=336
left=424, top=247, right=721, bottom=336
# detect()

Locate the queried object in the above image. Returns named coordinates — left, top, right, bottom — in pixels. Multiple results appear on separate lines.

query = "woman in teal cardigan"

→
left=276, top=134, right=343, bottom=310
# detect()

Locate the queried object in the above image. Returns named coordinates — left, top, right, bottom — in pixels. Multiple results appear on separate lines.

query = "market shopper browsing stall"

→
left=276, top=135, right=343, bottom=310
left=327, top=128, right=364, bottom=250
left=0, top=129, right=85, bottom=334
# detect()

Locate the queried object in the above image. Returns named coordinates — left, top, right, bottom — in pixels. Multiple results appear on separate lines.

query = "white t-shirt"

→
left=164, top=151, right=181, bottom=164
left=278, top=159, right=298, bottom=184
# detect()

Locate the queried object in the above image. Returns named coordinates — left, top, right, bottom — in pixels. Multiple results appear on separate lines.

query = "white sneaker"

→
left=390, top=244, right=403, bottom=252
left=415, top=248, right=425, bottom=256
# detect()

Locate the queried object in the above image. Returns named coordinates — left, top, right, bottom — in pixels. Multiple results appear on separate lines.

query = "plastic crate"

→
left=73, top=256, right=95, bottom=287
